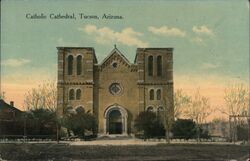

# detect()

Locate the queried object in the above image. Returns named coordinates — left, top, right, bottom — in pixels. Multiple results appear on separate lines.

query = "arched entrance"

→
left=104, top=105, right=128, bottom=135
left=109, top=110, right=122, bottom=134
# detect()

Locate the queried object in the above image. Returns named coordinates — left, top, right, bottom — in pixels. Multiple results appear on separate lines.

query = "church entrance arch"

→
left=104, top=105, right=128, bottom=135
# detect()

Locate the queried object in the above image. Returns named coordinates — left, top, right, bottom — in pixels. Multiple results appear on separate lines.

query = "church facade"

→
left=57, top=47, right=174, bottom=135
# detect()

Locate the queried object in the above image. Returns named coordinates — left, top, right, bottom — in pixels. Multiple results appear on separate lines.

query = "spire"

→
left=114, top=44, right=117, bottom=49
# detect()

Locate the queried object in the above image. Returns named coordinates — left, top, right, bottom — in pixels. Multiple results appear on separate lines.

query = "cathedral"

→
left=57, top=46, right=174, bottom=135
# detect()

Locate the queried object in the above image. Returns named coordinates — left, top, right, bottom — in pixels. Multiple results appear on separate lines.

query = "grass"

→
left=0, top=143, right=248, bottom=161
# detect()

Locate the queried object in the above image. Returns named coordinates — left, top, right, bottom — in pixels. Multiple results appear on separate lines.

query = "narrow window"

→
left=149, top=89, right=154, bottom=100
left=76, top=89, right=81, bottom=100
left=148, top=56, right=153, bottom=76
left=77, top=55, right=82, bottom=75
left=157, top=56, right=162, bottom=76
left=68, top=55, right=73, bottom=75
left=69, top=89, right=75, bottom=100
left=157, top=89, right=161, bottom=100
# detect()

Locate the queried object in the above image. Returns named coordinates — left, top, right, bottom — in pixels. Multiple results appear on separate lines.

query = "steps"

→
left=96, top=134, right=134, bottom=140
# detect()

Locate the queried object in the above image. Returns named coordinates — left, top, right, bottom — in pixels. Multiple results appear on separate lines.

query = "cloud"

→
left=148, top=26, right=186, bottom=37
left=192, top=25, right=214, bottom=36
left=2, top=58, right=30, bottom=67
left=78, top=25, right=148, bottom=47
left=191, top=36, right=204, bottom=44
left=201, top=62, right=219, bottom=69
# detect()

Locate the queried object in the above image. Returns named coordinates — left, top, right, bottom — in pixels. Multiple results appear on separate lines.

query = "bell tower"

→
left=56, top=47, right=97, bottom=116
left=135, top=48, right=174, bottom=117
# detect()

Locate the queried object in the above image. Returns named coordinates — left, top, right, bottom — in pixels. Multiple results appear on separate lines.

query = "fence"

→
left=0, top=118, right=57, bottom=141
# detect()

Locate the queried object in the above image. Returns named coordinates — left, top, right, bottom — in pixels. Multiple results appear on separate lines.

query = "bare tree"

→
left=183, top=88, right=212, bottom=141
left=224, top=83, right=249, bottom=116
left=174, top=89, right=191, bottom=119
left=221, top=84, right=250, bottom=142
left=24, top=80, right=57, bottom=111
left=184, top=88, right=212, bottom=125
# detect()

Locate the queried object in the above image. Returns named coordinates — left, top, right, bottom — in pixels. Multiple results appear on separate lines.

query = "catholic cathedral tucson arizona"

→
left=57, top=46, right=174, bottom=135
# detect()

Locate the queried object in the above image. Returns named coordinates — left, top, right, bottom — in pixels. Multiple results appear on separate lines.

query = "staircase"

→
left=96, top=134, right=134, bottom=140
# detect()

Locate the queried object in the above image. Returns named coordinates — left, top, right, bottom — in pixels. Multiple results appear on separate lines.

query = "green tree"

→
left=62, top=109, right=97, bottom=138
left=24, top=108, right=57, bottom=136
left=171, top=119, right=197, bottom=140
left=134, top=111, right=165, bottom=139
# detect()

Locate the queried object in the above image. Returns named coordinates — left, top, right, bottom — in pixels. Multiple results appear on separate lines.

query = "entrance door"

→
left=108, top=110, right=122, bottom=134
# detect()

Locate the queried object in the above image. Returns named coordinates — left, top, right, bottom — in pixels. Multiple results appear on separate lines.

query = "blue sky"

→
left=1, top=0, right=249, bottom=110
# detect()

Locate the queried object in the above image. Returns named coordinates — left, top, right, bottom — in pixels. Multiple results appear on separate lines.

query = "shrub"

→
left=171, top=119, right=197, bottom=140
left=134, top=111, right=165, bottom=139
left=61, top=110, right=97, bottom=138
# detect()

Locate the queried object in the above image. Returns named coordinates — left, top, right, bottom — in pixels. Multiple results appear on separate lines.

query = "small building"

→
left=0, top=99, right=24, bottom=136
left=0, top=99, right=22, bottom=120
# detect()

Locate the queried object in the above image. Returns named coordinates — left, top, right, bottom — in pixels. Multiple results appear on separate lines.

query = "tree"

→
left=62, top=109, right=97, bottom=138
left=24, top=80, right=57, bottom=111
left=183, top=89, right=212, bottom=141
left=224, top=83, right=249, bottom=116
left=134, top=111, right=165, bottom=139
left=219, top=84, right=249, bottom=142
left=174, top=89, right=191, bottom=119
left=24, top=108, right=57, bottom=136
left=183, top=89, right=212, bottom=125
left=171, top=119, right=209, bottom=140
left=171, top=119, right=197, bottom=140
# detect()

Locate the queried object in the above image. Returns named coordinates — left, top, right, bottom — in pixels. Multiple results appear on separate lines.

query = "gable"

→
left=100, top=48, right=131, bottom=69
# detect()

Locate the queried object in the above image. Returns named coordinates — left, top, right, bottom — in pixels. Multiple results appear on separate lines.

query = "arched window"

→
left=68, top=55, right=73, bottom=75
left=149, top=89, right=154, bottom=100
left=157, top=56, right=162, bottom=76
left=147, top=106, right=154, bottom=112
left=76, top=89, right=81, bottom=100
left=69, top=89, right=75, bottom=100
left=76, top=106, right=85, bottom=113
left=148, top=56, right=153, bottom=76
left=157, top=89, right=161, bottom=100
left=77, top=55, right=82, bottom=75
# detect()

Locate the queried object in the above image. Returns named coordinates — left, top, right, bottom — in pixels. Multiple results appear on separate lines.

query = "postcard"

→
left=0, top=0, right=249, bottom=160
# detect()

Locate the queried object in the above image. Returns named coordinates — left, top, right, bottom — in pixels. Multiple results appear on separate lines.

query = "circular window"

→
left=112, top=62, right=118, bottom=68
left=109, top=83, right=122, bottom=95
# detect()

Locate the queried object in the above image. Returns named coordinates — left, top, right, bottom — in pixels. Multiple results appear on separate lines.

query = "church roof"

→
left=99, top=46, right=131, bottom=66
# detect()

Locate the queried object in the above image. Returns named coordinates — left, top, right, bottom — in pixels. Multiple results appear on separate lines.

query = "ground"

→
left=0, top=140, right=248, bottom=161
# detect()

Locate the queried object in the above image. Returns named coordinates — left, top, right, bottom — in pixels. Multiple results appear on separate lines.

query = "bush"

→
left=237, top=125, right=248, bottom=141
left=134, top=111, right=165, bottom=139
left=61, top=110, right=97, bottom=139
left=24, top=108, right=57, bottom=136
left=171, top=119, right=197, bottom=140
